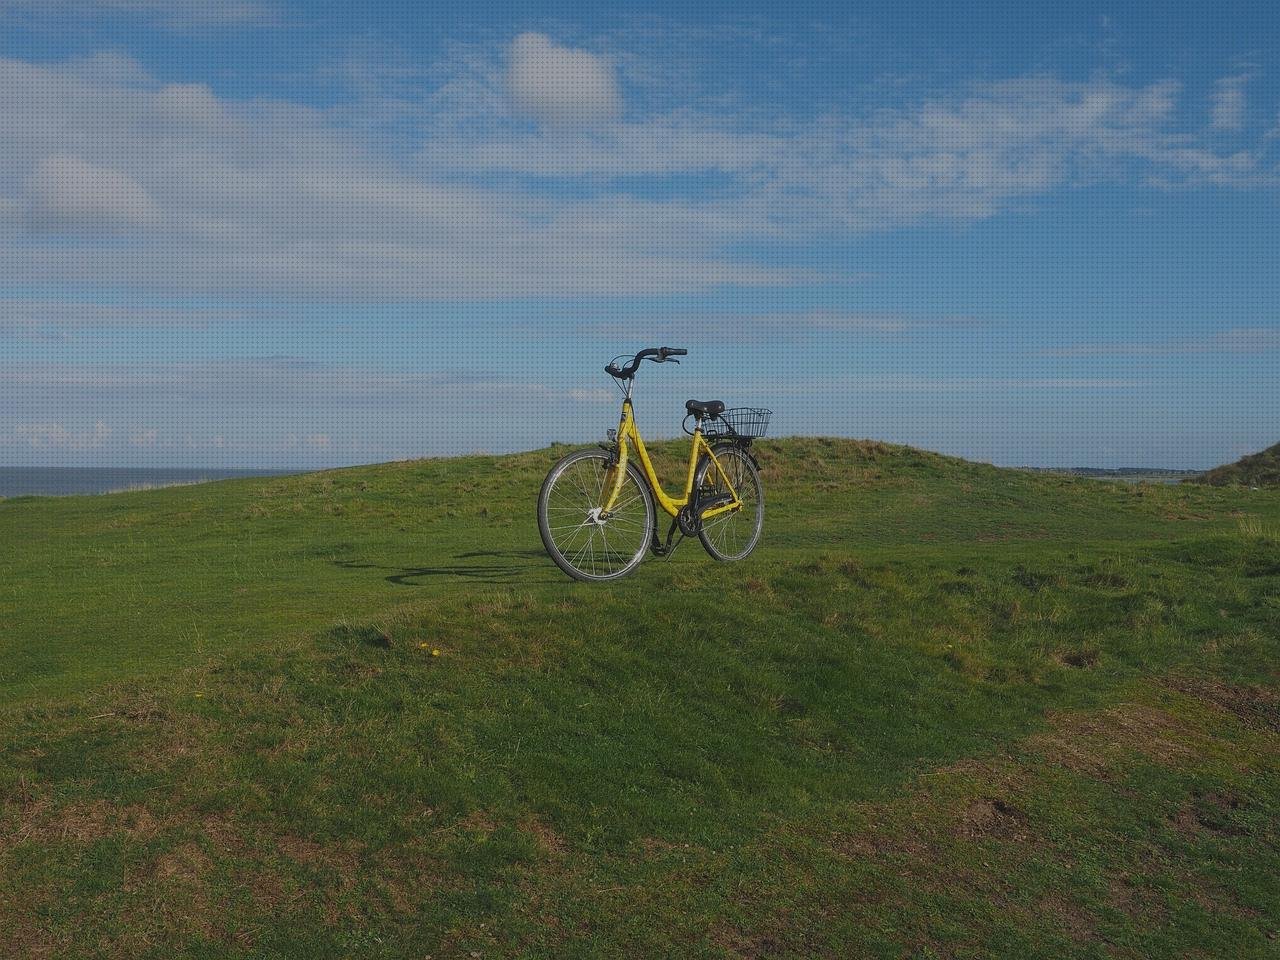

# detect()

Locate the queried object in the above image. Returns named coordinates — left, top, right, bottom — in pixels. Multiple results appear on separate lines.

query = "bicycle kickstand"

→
left=650, top=517, right=686, bottom=559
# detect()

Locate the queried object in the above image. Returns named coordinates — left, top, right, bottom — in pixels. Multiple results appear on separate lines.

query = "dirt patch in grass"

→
left=960, top=797, right=1029, bottom=840
left=1166, top=676, right=1280, bottom=732
left=457, top=808, right=498, bottom=836
left=197, top=811, right=251, bottom=857
left=276, top=832, right=364, bottom=883
left=1171, top=789, right=1250, bottom=839
left=830, top=820, right=936, bottom=863
left=152, top=841, right=211, bottom=885
left=1059, top=647, right=1101, bottom=669
left=523, top=815, right=567, bottom=857
left=1034, top=702, right=1199, bottom=772
left=2, top=797, right=161, bottom=847
left=0, top=918, right=62, bottom=960
left=712, top=924, right=789, bottom=960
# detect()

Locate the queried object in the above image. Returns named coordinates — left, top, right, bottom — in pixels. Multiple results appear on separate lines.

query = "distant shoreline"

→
left=0, top=467, right=297, bottom=499
left=1019, top=467, right=1204, bottom=484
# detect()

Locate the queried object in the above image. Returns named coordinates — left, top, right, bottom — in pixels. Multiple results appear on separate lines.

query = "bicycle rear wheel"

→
left=696, top=445, right=764, bottom=561
left=538, top=449, right=655, bottom=582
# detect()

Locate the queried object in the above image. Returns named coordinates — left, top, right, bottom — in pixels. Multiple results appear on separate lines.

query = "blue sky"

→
left=1, top=0, right=1276, bottom=468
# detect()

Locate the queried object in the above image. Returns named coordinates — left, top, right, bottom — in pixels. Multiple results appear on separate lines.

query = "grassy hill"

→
left=2, top=438, right=1278, bottom=958
left=1194, top=441, right=1280, bottom=488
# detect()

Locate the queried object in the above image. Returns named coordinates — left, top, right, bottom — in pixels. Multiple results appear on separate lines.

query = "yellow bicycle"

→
left=538, top=347, right=769, bottom=581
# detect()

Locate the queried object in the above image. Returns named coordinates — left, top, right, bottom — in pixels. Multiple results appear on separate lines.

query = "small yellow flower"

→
left=419, top=642, right=429, bottom=648
left=194, top=692, right=204, bottom=698
left=431, top=648, right=441, bottom=657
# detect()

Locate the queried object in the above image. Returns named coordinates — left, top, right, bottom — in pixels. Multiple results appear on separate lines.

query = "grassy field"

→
left=2, top=438, right=1278, bottom=958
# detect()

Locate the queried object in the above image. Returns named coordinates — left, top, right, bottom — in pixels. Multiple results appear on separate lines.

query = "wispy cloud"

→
left=575, top=310, right=978, bottom=342
left=1042, top=327, right=1280, bottom=357
left=1210, top=71, right=1253, bottom=131
left=0, top=50, right=819, bottom=297
left=0, top=357, right=629, bottom=406
left=23, top=154, right=162, bottom=233
left=12, top=419, right=111, bottom=450
left=745, top=375, right=1144, bottom=396
left=0, top=0, right=278, bottom=29
left=0, top=299, right=290, bottom=341
left=0, top=41, right=1275, bottom=302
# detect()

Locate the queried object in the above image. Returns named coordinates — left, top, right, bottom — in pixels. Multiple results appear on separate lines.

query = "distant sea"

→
left=1022, top=467, right=1202, bottom=485
left=0, top=467, right=296, bottom=498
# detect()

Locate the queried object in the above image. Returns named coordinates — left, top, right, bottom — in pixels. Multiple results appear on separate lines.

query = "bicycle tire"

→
left=538, top=449, right=656, bottom=582
left=695, top=444, right=764, bottom=562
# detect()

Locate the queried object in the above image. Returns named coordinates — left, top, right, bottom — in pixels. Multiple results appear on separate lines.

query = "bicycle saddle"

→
left=685, top=399, right=725, bottom=417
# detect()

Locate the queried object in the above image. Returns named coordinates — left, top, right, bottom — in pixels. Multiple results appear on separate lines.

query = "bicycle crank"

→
left=677, top=504, right=702, bottom=536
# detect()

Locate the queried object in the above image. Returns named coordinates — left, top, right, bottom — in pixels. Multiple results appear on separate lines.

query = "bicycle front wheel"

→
left=538, top=449, right=655, bottom=582
left=696, top=444, right=764, bottom=562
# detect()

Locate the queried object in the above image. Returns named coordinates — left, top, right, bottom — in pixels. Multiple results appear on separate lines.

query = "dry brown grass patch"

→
left=1034, top=702, right=1200, bottom=771
left=1166, top=676, right=1280, bottom=732
left=3, top=798, right=161, bottom=847
left=523, top=815, right=566, bottom=857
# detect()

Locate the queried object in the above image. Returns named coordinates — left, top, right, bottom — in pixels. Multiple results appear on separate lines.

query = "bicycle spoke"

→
left=540, top=452, right=653, bottom=580
left=696, top=449, right=762, bottom=562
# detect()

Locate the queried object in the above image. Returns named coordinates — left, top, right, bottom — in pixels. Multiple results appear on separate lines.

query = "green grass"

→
left=1194, top=440, right=1280, bottom=488
left=2, top=438, right=1278, bottom=958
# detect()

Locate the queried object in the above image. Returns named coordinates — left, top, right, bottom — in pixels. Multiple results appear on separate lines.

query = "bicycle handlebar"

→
left=605, top=346, right=688, bottom=380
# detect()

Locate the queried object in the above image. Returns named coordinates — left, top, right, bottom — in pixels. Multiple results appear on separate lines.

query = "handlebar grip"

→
left=606, top=346, right=687, bottom=380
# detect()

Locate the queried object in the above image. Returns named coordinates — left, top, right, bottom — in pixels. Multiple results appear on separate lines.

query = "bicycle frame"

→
left=601, top=398, right=742, bottom=521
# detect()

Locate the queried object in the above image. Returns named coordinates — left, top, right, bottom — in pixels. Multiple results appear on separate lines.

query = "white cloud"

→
left=1210, top=73, right=1252, bottom=131
left=12, top=420, right=111, bottom=449
left=0, top=358, right=623, bottom=406
left=0, top=48, right=1274, bottom=302
left=0, top=358, right=663, bottom=463
left=0, top=52, right=806, bottom=297
left=0, top=298, right=294, bottom=342
left=427, top=71, right=1276, bottom=234
left=576, top=310, right=975, bottom=343
left=24, top=154, right=161, bottom=233
left=506, top=32, right=620, bottom=126
left=154, top=82, right=230, bottom=129
left=0, top=299, right=268, bottom=325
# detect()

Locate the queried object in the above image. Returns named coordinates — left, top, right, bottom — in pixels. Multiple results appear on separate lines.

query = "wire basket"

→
left=705, top=407, right=772, bottom=439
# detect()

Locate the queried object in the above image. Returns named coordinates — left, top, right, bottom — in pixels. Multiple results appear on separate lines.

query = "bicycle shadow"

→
left=332, top=549, right=553, bottom=586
